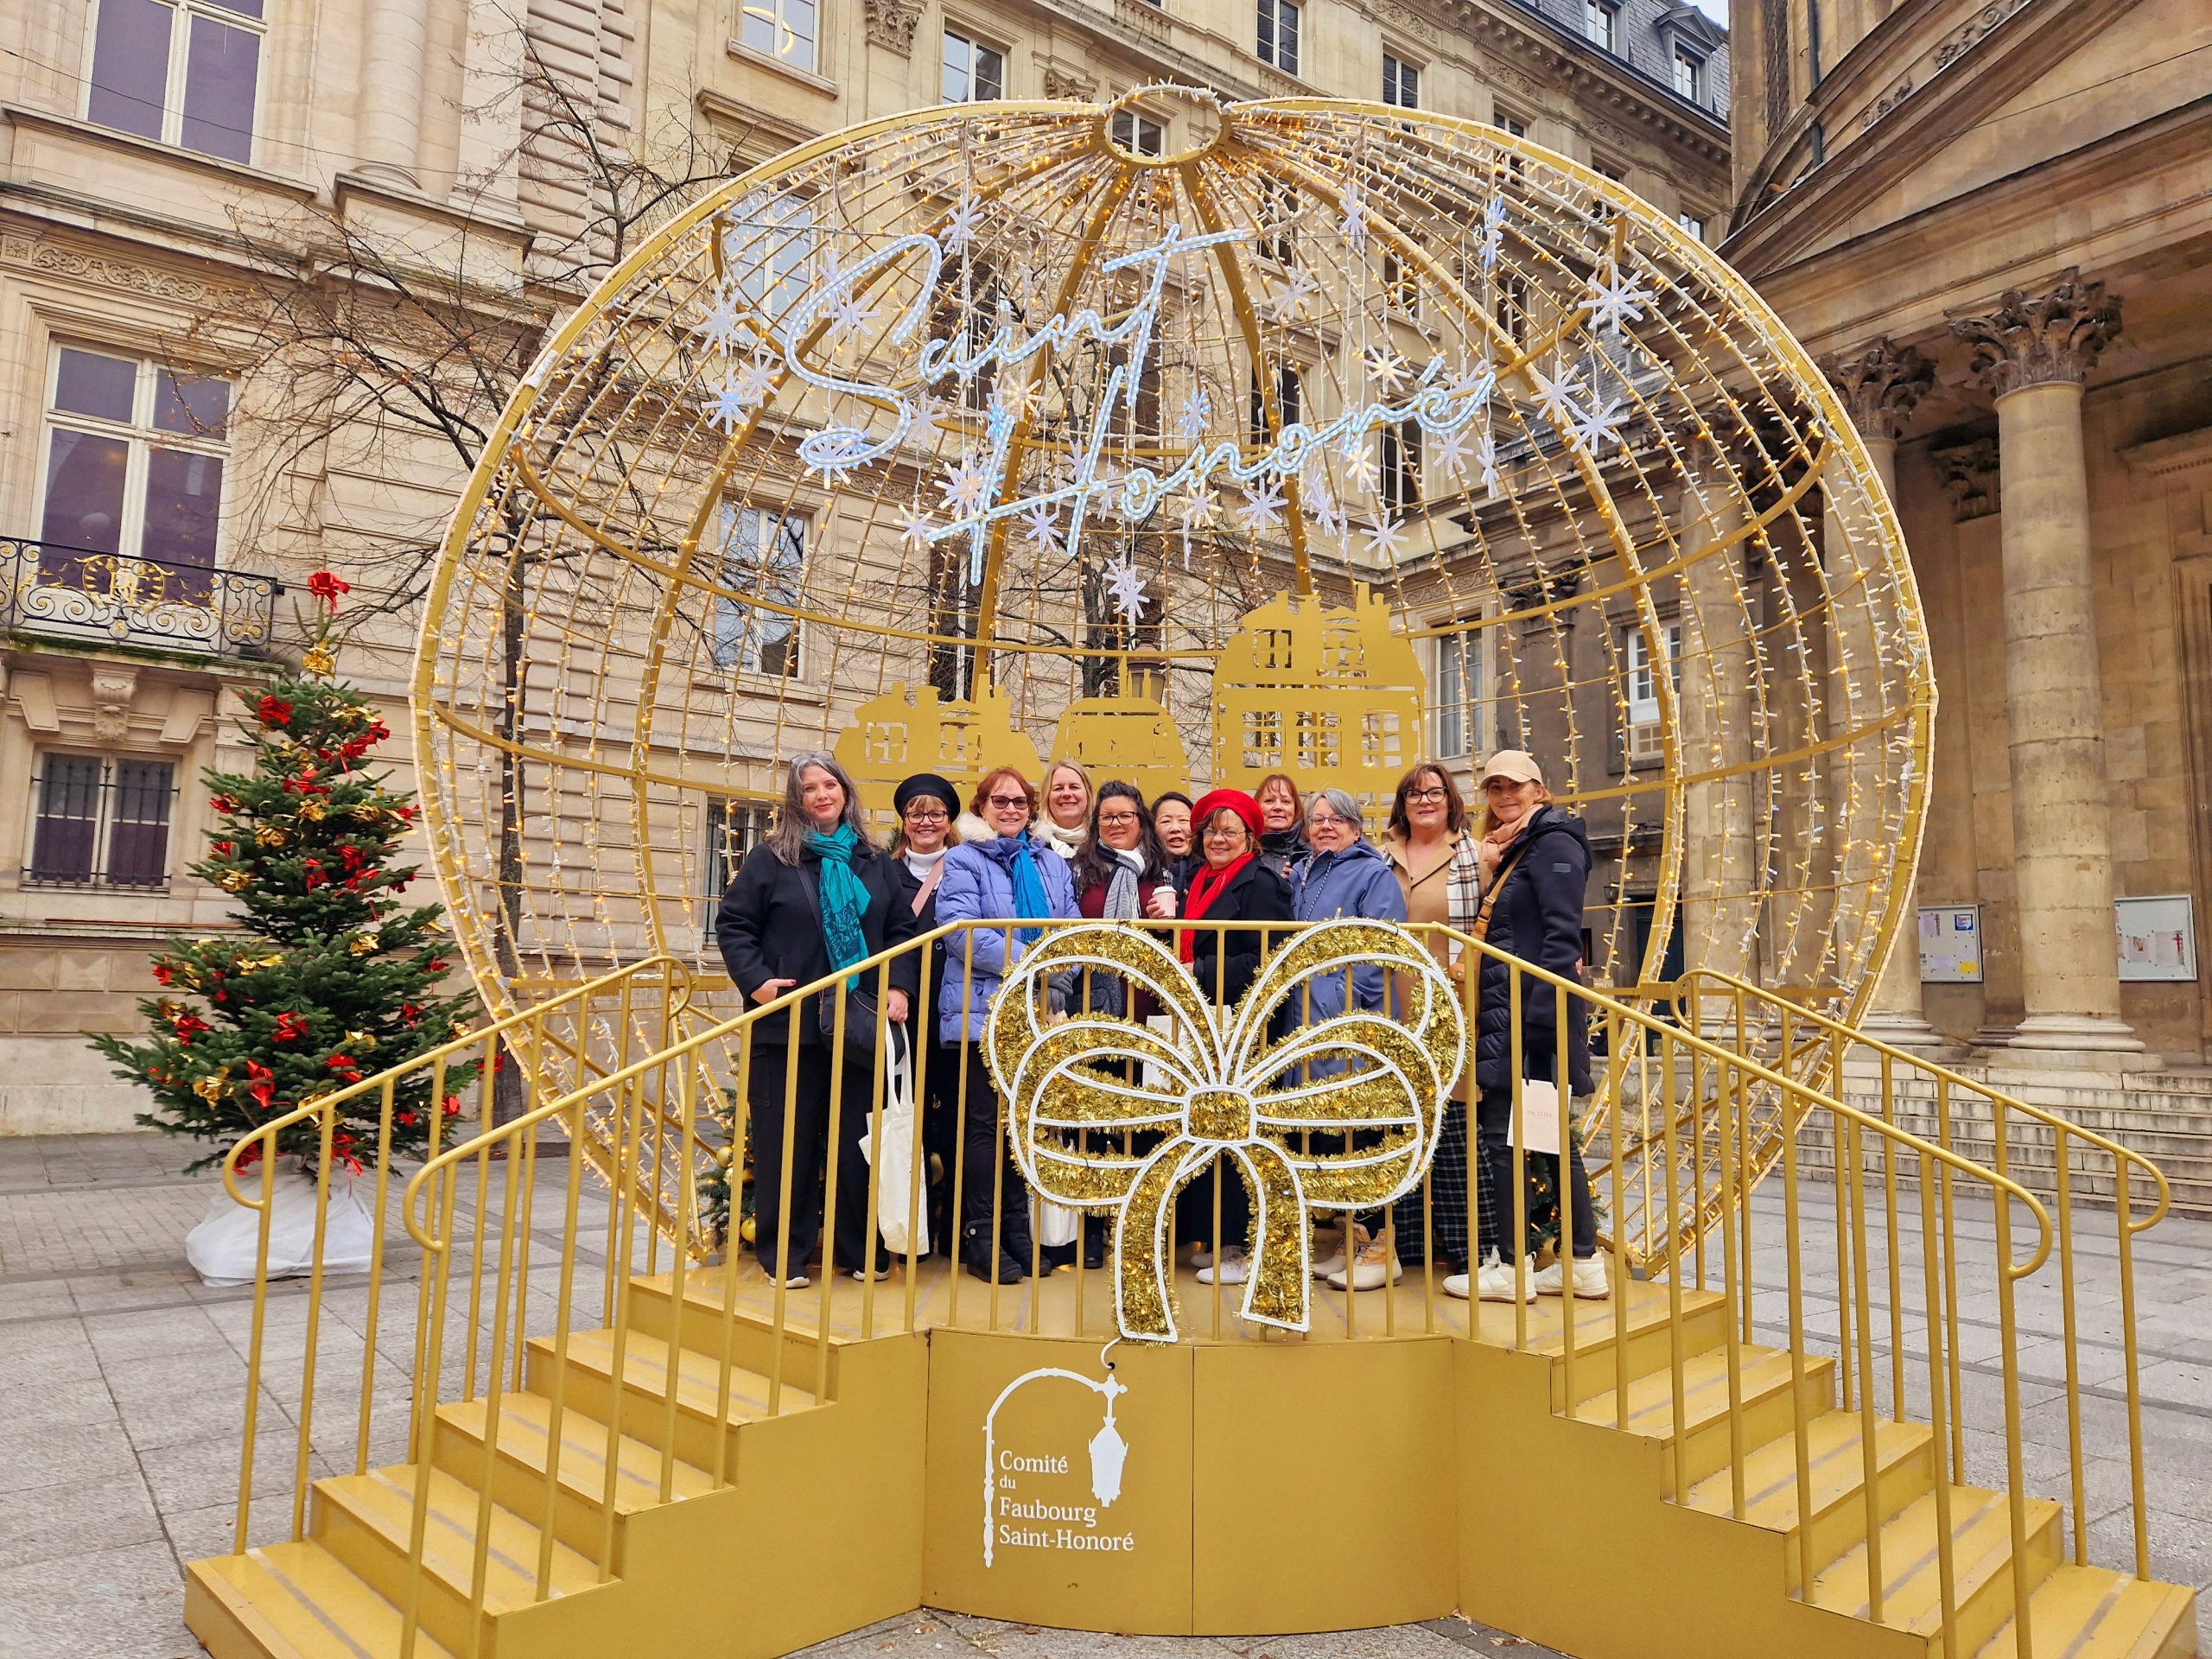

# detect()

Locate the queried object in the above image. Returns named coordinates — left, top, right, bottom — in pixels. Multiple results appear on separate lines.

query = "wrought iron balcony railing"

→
left=2, top=537, right=281, bottom=658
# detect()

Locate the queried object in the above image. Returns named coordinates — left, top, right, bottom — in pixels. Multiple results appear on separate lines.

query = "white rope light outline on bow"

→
left=987, top=918, right=1465, bottom=1342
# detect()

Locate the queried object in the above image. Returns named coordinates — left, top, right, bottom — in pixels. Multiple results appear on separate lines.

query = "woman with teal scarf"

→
left=716, top=753, right=921, bottom=1289
left=933, top=766, right=1080, bottom=1284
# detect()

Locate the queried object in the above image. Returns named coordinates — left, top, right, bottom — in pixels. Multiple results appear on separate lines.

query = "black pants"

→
left=746, top=1043, right=887, bottom=1276
left=1475, top=1083, right=1597, bottom=1262
left=947, top=1042, right=1033, bottom=1263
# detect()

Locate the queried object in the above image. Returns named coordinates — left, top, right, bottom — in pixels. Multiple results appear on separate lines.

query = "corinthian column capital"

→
left=1950, top=270, right=2122, bottom=398
left=1817, top=337, right=1934, bottom=442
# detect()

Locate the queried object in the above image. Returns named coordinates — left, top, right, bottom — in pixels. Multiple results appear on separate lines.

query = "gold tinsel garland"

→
left=987, top=919, right=1465, bottom=1342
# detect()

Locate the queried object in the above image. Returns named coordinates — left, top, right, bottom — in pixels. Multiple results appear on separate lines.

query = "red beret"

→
left=1190, top=787, right=1263, bottom=838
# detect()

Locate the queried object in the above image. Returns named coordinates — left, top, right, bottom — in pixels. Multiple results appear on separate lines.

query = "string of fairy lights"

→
left=413, top=94, right=1932, bottom=1262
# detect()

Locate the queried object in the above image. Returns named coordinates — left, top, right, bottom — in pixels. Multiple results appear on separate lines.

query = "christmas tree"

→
left=92, top=570, right=480, bottom=1172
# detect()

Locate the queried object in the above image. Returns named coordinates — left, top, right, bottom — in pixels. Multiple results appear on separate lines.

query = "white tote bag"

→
left=862, top=1033, right=928, bottom=1257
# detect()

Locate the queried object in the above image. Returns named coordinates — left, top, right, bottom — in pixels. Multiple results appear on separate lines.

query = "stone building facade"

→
left=0, top=0, right=1729, bottom=1132
left=1723, top=0, right=2212, bottom=1185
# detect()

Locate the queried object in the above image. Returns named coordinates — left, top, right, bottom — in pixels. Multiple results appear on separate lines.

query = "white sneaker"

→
left=1196, top=1248, right=1250, bottom=1286
left=1441, top=1270, right=1471, bottom=1300
left=1476, top=1253, right=1536, bottom=1303
left=1311, top=1230, right=1348, bottom=1279
left=1326, top=1230, right=1402, bottom=1291
left=769, top=1269, right=810, bottom=1289
left=1191, top=1246, right=1214, bottom=1269
left=1532, top=1255, right=1610, bottom=1299
left=848, top=1264, right=891, bottom=1283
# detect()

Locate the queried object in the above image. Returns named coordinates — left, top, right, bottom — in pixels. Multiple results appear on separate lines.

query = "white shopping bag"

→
left=861, top=1033, right=929, bottom=1257
left=185, top=1163, right=376, bottom=1288
left=1033, top=1192, right=1084, bottom=1249
left=1516, top=1080, right=1564, bottom=1157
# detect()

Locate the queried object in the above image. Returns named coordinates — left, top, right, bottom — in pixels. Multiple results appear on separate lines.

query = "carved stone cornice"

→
left=1040, top=64, right=1098, bottom=102
left=1932, top=436, right=2001, bottom=523
left=1950, top=270, right=2122, bottom=398
left=1817, top=337, right=1934, bottom=442
left=863, top=0, right=923, bottom=55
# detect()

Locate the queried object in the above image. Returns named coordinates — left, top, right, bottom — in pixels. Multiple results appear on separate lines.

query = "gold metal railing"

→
left=205, top=920, right=2176, bottom=1659
left=214, top=955, right=696, bottom=1557
left=1675, top=969, right=2174, bottom=1586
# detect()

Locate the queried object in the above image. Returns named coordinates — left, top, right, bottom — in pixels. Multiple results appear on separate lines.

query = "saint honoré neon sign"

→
left=726, top=211, right=1500, bottom=580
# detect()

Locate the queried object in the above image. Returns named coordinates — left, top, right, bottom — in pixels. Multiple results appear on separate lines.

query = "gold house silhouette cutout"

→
left=1211, top=586, right=1425, bottom=802
left=835, top=679, right=1043, bottom=828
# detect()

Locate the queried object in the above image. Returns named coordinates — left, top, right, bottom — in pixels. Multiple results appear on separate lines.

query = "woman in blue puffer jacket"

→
left=933, top=766, right=1079, bottom=1284
left=1286, top=788, right=1410, bottom=1294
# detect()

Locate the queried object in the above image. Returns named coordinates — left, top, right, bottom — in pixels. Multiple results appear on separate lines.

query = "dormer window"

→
left=1672, top=48, right=1704, bottom=103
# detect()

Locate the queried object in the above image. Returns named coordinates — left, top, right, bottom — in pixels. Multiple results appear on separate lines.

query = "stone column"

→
left=1949, top=273, right=2145, bottom=1065
left=356, top=0, right=431, bottom=187
left=1820, top=339, right=1946, bottom=1046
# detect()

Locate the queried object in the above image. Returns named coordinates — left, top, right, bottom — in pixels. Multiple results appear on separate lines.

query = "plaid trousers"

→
left=1393, top=1101, right=1489, bottom=1269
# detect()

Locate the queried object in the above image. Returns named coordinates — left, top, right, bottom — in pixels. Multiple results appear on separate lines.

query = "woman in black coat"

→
left=1174, top=788, right=1293, bottom=1287
left=885, top=772, right=961, bottom=1257
left=716, top=752, right=919, bottom=1287
left=1467, top=751, right=1604, bottom=1302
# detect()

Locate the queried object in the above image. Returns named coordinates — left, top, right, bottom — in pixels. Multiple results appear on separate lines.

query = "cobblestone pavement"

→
left=3, top=1131, right=2207, bottom=1659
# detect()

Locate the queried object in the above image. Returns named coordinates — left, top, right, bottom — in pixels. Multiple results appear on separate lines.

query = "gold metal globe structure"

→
left=411, top=91, right=1933, bottom=1263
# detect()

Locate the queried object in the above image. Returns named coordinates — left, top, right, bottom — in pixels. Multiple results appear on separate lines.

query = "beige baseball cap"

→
left=1478, top=749, right=1546, bottom=786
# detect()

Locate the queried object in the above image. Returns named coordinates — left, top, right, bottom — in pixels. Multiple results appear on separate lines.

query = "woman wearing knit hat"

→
left=1175, top=786, right=1292, bottom=1289
left=887, top=772, right=962, bottom=1255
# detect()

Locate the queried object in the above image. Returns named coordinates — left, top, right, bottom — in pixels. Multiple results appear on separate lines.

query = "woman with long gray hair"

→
left=1287, top=789, right=1411, bottom=1293
left=716, top=752, right=921, bottom=1288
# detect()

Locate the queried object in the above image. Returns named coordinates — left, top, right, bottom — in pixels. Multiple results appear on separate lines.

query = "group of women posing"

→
left=714, top=750, right=1605, bottom=1304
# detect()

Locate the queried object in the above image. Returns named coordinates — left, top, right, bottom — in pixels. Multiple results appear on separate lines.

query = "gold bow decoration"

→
left=986, top=920, right=1465, bottom=1342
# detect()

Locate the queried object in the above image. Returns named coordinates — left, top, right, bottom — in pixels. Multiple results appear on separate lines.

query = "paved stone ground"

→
left=2, top=1131, right=2207, bottom=1659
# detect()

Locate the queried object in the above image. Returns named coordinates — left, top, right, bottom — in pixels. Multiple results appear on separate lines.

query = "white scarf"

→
left=903, top=847, right=946, bottom=913
left=1038, top=818, right=1085, bottom=859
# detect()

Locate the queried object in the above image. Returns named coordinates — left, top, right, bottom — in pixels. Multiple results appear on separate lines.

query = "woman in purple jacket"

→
left=933, top=766, right=1080, bottom=1283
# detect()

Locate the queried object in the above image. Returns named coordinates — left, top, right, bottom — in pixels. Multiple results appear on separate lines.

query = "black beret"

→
left=892, top=772, right=960, bottom=815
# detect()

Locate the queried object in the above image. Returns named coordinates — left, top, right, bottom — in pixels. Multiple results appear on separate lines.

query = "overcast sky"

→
left=1691, top=0, right=1730, bottom=20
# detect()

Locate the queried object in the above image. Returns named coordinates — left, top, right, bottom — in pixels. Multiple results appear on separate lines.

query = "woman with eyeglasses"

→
left=933, top=766, right=1080, bottom=1283
left=1290, top=788, right=1411, bottom=1293
left=1380, top=762, right=1484, bottom=1294
left=887, top=772, right=962, bottom=1255
left=716, top=752, right=920, bottom=1289
left=1064, top=781, right=1179, bottom=1269
left=1176, top=788, right=1293, bottom=1289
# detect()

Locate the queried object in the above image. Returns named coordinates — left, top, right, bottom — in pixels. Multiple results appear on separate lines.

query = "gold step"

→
left=1537, top=1287, right=1732, bottom=1412
left=1569, top=1343, right=1839, bottom=1489
left=435, top=1390, right=716, bottom=1557
left=312, top=1466, right=607, bottom=1655
left=1684, top=1410, right=1936, bottom=1590
left=1970, top=1563, right=2198, bottom=1659
left=1808, top=1486, right=2062, bottom=1655
left=186, top=1542, right=459, bottom=1659
left=524, top=1326, right=820, bottom=1470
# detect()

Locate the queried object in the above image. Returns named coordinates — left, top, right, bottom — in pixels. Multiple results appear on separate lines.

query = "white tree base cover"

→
left=186, top=1163, right=376, bottom=1287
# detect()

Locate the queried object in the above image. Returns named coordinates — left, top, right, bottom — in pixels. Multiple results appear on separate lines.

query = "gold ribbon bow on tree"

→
left=986, top=919, right=1465, bottom=1342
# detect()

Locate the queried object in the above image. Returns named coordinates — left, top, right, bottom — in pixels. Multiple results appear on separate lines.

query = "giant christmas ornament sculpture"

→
left=413, top=89, right=1932, bottom=1266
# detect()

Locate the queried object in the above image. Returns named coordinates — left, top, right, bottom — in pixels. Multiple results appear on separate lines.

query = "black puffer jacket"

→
left=1474, top=806, right=1594, bottom=1095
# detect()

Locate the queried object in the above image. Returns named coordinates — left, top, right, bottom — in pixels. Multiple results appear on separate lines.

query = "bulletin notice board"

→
left=2116, top=894, right=2198, bottom=982
left=1918, top=906, right=1982, bottom=984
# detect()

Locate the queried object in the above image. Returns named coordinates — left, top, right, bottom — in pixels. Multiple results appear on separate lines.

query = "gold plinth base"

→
left=184, top=1258, right=2198, bottom=1659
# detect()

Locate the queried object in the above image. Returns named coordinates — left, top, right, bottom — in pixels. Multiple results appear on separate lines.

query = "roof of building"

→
left=1508, top=0, right=1731, bottom=127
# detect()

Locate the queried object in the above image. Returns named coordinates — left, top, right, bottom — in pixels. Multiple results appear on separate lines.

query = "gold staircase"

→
left=179, top=924, right=2199, bottom=1659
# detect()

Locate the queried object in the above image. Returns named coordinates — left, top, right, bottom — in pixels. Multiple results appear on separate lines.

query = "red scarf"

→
left=1179, top=853, right=1253, bottom=964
